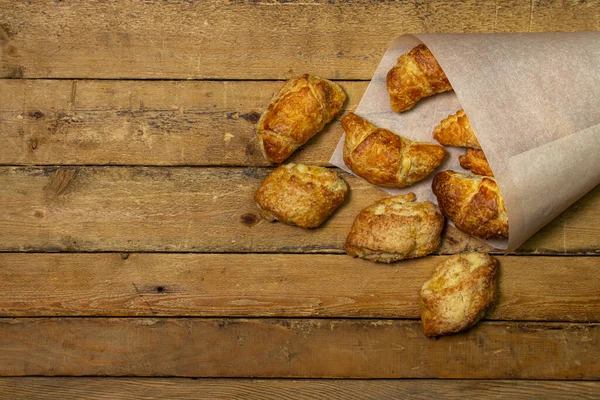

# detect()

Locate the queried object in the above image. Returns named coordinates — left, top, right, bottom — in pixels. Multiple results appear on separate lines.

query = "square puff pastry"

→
left=386, top=44, right=452, bottom=113
left=342, top=113, right=445, bottom=188
left=420, top=252, right=499, bottom=337
left=256, top=74, right=346, bottom=164
left=254, top=164, right=348, bottom=228
left=345, top=193, right=444, bottom=263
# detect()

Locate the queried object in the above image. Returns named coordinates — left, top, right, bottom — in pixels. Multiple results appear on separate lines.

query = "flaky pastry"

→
left=386, top=44, right=452, bottom=112
left=342, top=113, right=445, bottom=188
left=459, top=148, right=493, bottom=177
left=420, top=252, right=499, bottom=337
left=345, top=193, right=444, bottom=263
left=254, top=164, right=348, bottom=228
left=432, top=171, right=508, bottom=239
left=433, top=109, right=481, bottom=149
left=256, top=74, right=346, bottom=163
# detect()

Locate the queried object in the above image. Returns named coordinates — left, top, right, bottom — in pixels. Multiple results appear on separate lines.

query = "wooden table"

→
left=1, top=1, right=599, bottom=398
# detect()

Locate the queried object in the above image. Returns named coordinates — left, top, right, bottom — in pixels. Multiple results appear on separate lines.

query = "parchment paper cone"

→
left=330, top=32, right=600, bottom=251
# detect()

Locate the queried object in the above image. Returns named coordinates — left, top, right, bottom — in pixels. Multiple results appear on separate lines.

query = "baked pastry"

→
left=420, top=252, right=499, bottom=337
left=432, top=171, right=508, bottom=239
left=342, top=113, right=445, bottom=188
left=256, top=74, right=346, bottom=163
left=459, top=148, right=493, bottom=177
left=254, top=164, right=348, bottom=228
left=345, top=193, right=444, bottom=263
left=433, top=109, right=481, bottom=149
left=386, top=44, right=452, bottom=112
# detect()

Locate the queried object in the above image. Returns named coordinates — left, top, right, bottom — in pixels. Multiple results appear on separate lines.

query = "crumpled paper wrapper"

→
left=330, top=32, right=600, bottom=251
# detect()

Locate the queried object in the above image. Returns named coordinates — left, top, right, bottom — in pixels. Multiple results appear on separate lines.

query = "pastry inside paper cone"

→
left=433, top=109, right=481, bottom=149
left=256, top=74, right=346, bottom=163
left=342, top=112, right=446, bottom=188
left=386, top=44, right=453, bottom=112
left=254, top=164, right=348, bottom=228
left=420, top=252, right=499, bottom=337
left=432, top=171, right=508, bottom=239
left=345, top=193, right=444, bottom=263
left=460, top=148, right=493, bottom=177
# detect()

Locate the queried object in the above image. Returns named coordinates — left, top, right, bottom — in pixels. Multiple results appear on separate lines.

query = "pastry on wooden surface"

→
left=386, top=44, right=452, bottom=113
left=459, top=148, right=493, bottom=177
left=432, top=171, right=508, bottom=239
left=254, top=163, right=348, bottom=228
left=433, top=109, right=481, bottom=149
left=420, top=252, right=499, bottom=337
left=342, top=112, right=445, bottom=188
left=345, top=193, right=444, bottom=263
left=256, top=74, right=346, bottom=163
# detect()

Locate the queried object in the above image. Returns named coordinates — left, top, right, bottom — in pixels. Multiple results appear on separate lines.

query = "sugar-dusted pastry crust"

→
left=433, top=109, right=481, bottom=149
left=420, top=252, right=499, bottom=337
left=432, top=171, right=508, bottom=239
left=345, top=193, right=444, bottom=263
left=459, top=148, right=493, bottom=177
left=254, top=164, right=348, bottom=228
left=386, top=44, right=452, bottom=113
left=342, top=113, right=445, bottom=188
left=257, top=74, right=346, bottom=163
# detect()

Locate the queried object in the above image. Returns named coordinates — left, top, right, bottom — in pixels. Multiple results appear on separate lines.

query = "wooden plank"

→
left=0, top=80, right=363, bottom=166
left=2, top=378, right=599, bottom=400
left=0, top=166, right=598, bottom=254
left=0, top=254, right=598, bottom=321
left=0, top=0, right=568, bottom=80
left=0, top=318, right=598, bottom=378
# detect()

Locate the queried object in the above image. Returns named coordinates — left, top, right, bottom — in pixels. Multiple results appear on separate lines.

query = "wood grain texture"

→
left=0, top=166, right=597, bottom=254
left=0, top=318, right=598, bottom=378
left=0, top=254, right=598, bottom=321
left=3, top=0, right=589, bottom=79
left=2, top=378, right=600, bottom=400
left=0, top=80, right=363, bottom=166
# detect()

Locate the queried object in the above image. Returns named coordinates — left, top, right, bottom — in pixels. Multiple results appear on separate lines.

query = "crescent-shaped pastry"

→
left=342, top=113, right=445, bottom=188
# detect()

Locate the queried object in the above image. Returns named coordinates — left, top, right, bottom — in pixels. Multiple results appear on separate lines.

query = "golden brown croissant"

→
left=420, top=252, right=499, bottom=337
left=345, top=193, right=444, bottom=263
left=342, top=113, right=445, bottom=188
left=433, top=109, right=481, bottom=149
left=254, top=163, right=348, bottom=228
left=459, top=148, right=493, bottom=177
left=432, top=171, right=508, bottom=239
left=256, top=74, right=346, bottom=163
left=386, top=44, right=452, bottom=113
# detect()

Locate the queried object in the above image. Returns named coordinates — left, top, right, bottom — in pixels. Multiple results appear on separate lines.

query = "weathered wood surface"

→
left=0, top=318, right=597, bottom=378
left=0, top=254, right=598, bottom=321
left=0, top=80, right=363, bottom=166
left=2, top=378, right=600, bottom=400
left=3, top=1, right=599, bottom=80
left=0, top=166, right=597, bottom=254
left=1, top=0, right=600, bottom=390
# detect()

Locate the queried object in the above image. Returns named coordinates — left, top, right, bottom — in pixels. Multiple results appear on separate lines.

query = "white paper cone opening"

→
left=329, top=32, right=600, bottom=252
